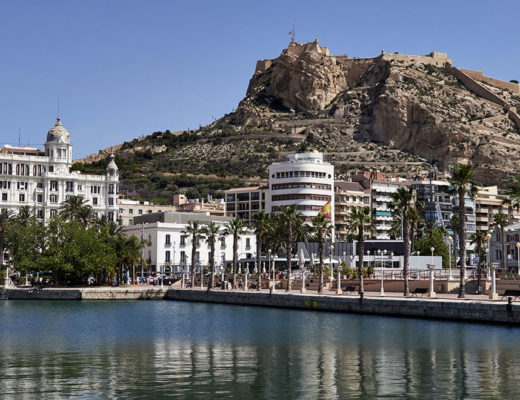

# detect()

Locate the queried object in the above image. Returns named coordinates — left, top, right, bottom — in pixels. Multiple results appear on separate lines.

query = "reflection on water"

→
left=1, top=300, right=520, bottom=399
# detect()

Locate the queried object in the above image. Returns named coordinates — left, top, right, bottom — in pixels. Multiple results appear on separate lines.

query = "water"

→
left=1, top=301, right=520, bottom=399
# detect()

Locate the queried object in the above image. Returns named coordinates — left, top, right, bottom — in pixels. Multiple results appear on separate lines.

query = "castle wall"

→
left=380, top=52, right=452, bottom=67
left=459, top=69, right=520, bottom=94
left=335, top=57, right=375, bottom=87
left=451, top=67, right=508, bottom=107
left=255, top=59, right=273, bottom=74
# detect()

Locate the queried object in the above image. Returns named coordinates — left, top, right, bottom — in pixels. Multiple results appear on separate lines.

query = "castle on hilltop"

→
left=255, top=40, right=519, bottom=95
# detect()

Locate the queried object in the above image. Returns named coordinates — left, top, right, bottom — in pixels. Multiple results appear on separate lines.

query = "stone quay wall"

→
left=165, top=289, right=520, bottom=326
left=0, top=287, right=167, bottom=300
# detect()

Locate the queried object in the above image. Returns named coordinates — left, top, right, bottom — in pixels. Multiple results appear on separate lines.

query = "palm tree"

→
left=493, top=212, right=509, bottom=270
left=250, top=212, right=272, bottom=291
left=471, top=231, right=488, bottom=294
left=448, top=163, right=479, bottom=298
left=183, top=221, right=206, bottom=289
left=409, top=200, right=424, bottom=251
left=16, top=206, right=34, bottom=226
left=60, top=195, right=88, bottom=220
left=224, top=217, right=248, bottom=289
left=76, top=206, right=94, bottom=227
left=278, top=206, right=302, bottom=292
left=348, top=207, right=372, bottom=295
left=310, top=213, right=331, bottom=293
left=503, top=176, right=520, bottom=210
left=202, top=222, right=221, bottom=290
left=0, top=209, right=14, bottom=266
left=391, top=187, right=415, bottom=296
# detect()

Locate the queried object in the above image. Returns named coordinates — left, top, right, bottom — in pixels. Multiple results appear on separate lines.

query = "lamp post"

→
left=390, top=251, right=394, bottom=280
left=4, top=265, right=8, bottom=288
left=430, top=247, right=435, bottom=267
left=343, top=251, right=346, bottom=267
left=329, top=245, right=334, bottom=281
left=516, top=242, right=520, bottom=278
left=447, top=236, right=454, bottom=280
left=268, top=249, right=275, bottom=292
left=377, top=249, right=386, bottom=296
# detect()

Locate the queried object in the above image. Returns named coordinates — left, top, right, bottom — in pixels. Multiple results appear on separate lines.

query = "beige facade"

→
left=475, top=186, right=519, bottom=232
left=334, top=181, right=371, bottom=241
left=118, top=199, right=177, bottom=226
left=224, top=186, right=269, bottom=222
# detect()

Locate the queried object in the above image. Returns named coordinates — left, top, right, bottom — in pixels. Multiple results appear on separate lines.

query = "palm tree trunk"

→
left=286, top=222, right=292, bottom=292
left=459, top=191, right=466, bottom=298
left=403, top=219, right=410, bottom=296
left=191, top=236, right=196, bottom=289
left=318, top=233, right=324, bottom=293
left=209, top=239, right=215, bottom=290
left=256, top=233, right=262, bottom=291
left=0, top=231, right=4, bottom=265
left=232, top=233, right=237, bottom=290
left=501, top=226, right=506, bottom=271
left=358, top=232, right=364, bottom=294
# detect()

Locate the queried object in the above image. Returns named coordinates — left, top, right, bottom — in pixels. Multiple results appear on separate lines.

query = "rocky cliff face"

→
left=83, top=41, right=520, bottom=201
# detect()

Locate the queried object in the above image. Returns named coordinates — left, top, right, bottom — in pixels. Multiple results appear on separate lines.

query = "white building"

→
left=122, top=211, right=256, bottom=276
left=0, top=116, right=119, bottom=222
left=268, top=152, right=334, bottom=228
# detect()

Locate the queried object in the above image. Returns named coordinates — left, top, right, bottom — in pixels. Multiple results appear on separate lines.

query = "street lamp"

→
left=485, top=233, right=492, bottom=281
left=377, top=249, right=386, bottom=296
left=367, top=250, right=371, bottom=278
left=343, top=251, right=347, bottom=267
left=447, top=236, right=454, bottom=280
left=430, top=247, right=435, bottom=267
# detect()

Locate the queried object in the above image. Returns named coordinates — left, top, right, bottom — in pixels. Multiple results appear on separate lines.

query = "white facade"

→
left=0, top=117, right=119, bottom=222
left=122, top=213, right=256, bottom=275
left=370, top=180, right=405, bottom=240
left=268, top=152, right=334, bottom=227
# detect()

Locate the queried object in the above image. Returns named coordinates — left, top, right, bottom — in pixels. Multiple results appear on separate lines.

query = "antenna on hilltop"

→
left=289, top=22, right=295, bottom=43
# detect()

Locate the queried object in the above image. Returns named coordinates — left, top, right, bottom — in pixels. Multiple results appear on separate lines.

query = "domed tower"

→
left=106, top=154, right=119, bottom=181
left=44, top=116, right=72, bottom=169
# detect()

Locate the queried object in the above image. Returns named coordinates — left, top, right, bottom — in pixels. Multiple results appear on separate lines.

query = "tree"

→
left=502, top=176, right=520, bottom=211
left=493, top=212, right=509, bottom=270
left=0, top=209, right=14, bottom=266
left=224, top=217, right=247, bottom=289
left=348, top=207, right=372, bottom=295
left=60, top=195, right=88, bottom=221
left=471, top=231, right=488, bottom=294
left=278, top=206, right=303, bottom=292
left=391, top=187, right=415, bottom=296
left=310, top=213, right=331, bottom=293
left=183, top=221, right=206, bottom=288
left=6, top=217, right=45, bottom=276
left=250, top=212, right=272, bottom=291
left=450, top=214, right=460, bottom=271
left=16, top=206, right=34, bottom=226
left=202, top=222, right=221, bottom=290
left=414, top=227, right=450, bottom=268
left=76, top=206, right=94, bottom=227
left=448, top=163, right=479, bottom=298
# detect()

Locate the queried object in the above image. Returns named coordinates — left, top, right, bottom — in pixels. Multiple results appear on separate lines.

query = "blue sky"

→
left=0, top=0, right=518, bottom=158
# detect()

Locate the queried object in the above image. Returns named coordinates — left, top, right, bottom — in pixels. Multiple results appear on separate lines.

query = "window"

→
left=108, top=212, right=114, bottom=221
left=18, top=193, right=25, bottom=202
left=195, top=251, right=200, bottom=263
left=50, top=181, right=58, bottom=191
left=109, top=184, right=114, bottom=194
left=226, top=193, right=236, bottom=202
left=220, top=237, right=226, bottom=248
left=49, top=195, right=58, bottom=203
left=37, top=209, right=44, bottom=219
left=50, top=209, right=57, bottom=217
left=165, top=234, right=171, bottom=245
left=1, top=193, right=7, bottom=201
left=221, top=252, right=226, bottom=263
left=129, top=209, right=133, bottom=214
left=138, top=209, right=143, bottom=215
left=251, top=192, right=260, bottom=200
left=17, top=182, right=28, bottom=190
left=92, top=197, right=98, bottom=205
left=37, top=182, right=43, bottom=189
left=246, top=238, right=251, bottom=249
left=180, top=235, right=186, bottom=246
left=48, top=166, right=54, bottom=172
left=109, top=198, right=114, bottom=206
left=90, top=186, right=100, bottom=194
left=37, top=194, right=43, bottom=203
left=66, top=181, right=74, bottom=192
left=165, top=251, right=171, bottom=263
left=180, top=251, right=186, bottom=264
left=77, top=184, right=83, bottom=191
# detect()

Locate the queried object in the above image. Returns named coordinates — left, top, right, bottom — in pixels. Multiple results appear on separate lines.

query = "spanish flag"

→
left=319, top=200, right=331, bottom=219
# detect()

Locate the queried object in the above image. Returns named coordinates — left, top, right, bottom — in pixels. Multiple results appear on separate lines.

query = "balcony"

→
left=164, top=242, right=172, bottom=247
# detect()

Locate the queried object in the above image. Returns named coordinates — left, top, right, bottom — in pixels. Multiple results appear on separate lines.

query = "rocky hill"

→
left=76, top=40, right=520, bottom=202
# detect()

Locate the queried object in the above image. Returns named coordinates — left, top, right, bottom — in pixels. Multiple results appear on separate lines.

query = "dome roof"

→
left=46, top=116, right=70, bottom=144
left=107, top=154, right=118, bottom=171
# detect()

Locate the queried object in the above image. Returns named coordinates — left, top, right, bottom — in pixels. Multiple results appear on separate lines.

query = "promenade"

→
left=2, top=284, right=520, bottom=325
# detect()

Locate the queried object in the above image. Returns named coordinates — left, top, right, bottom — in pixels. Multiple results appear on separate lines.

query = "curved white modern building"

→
left=268, top=152, right=334, bottom=230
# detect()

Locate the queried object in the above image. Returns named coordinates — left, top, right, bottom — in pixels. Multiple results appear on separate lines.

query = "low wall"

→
left=165, top=289, right=520, bottom=325
left=459, top=69, right=520, bottom=94
left=0, top=287, right=168, bottom=300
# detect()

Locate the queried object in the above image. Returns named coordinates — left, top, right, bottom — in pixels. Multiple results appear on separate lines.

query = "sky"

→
left=0, top=0, right=519, bottom=158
